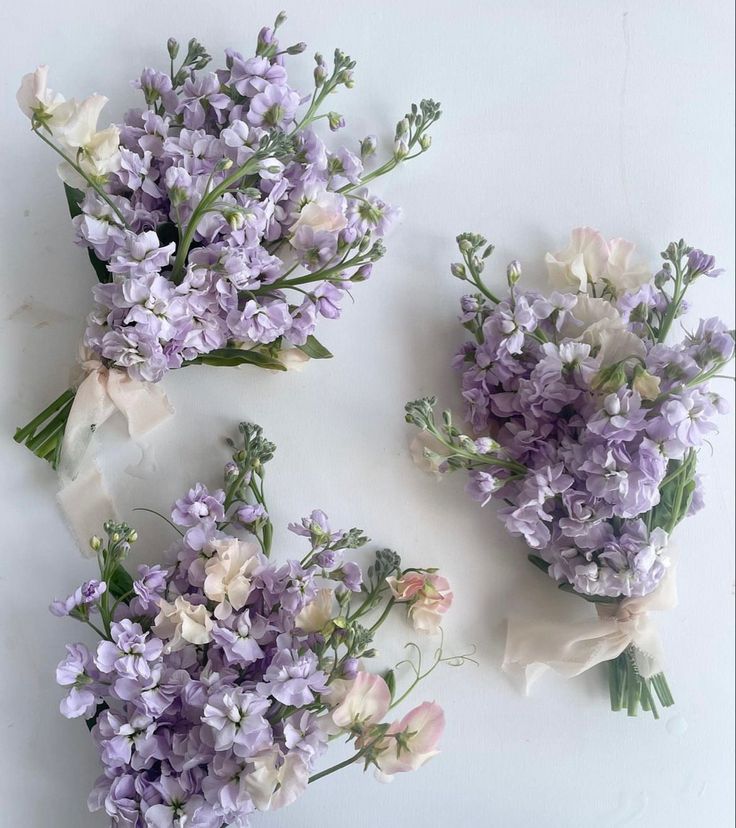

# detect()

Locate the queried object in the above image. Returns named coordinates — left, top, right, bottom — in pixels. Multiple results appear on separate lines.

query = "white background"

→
left=0, top=1, right=734, bottom=826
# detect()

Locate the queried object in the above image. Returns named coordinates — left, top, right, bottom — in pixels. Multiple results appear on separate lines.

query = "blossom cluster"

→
left=18, top=13, right=440, bottom=382
left=52, top=422, right=457, bottom=826
left=408, top=228, right=733, bottom=601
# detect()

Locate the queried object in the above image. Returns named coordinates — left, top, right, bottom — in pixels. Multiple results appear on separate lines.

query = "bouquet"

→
left=51, top=421, right=464, bottom=826
left=14, top=11, right=440, bottom=472
left=406, top=228, right=734, bottom=716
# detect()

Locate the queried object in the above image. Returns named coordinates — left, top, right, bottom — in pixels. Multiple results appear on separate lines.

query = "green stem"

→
left=309, top=745, right=371, bottom=784
left=367, top=598, right=396, bottom=634
left=170, top=155, right=265, bottom=283
left=14, top=387, right=75, bottom=443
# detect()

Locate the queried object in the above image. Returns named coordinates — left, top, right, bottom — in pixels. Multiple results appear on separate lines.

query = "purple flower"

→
left=56, top=644, right=99, bottom=719
left=236, top=503, right=268, bottom=526
left=95, top=619, right=163, bottom=679
left=132, top=564, right=168, bottom=611
left=50, top=580, right=107, bottom=617
left=201, top=688, right=272, bottom=756
left=283, top=711, right=328, bottom=760
left=465, top=470, right=498, bottom=506
left=587, top=389, right=648, bottom=443
left=257, top=648, right=329, bottom=706
left=107, top=231, right=176, bottom=278
left=172, top=484, right=225, bottom=528
left=211, top=610, right=268, bottom=665
left=227, top=299, right=292, bottom=344
left=338, top=561, right=363, bottom=592
left=688, top=249, right=723, bottom=278
left=246, top=83, right=300, bottom=128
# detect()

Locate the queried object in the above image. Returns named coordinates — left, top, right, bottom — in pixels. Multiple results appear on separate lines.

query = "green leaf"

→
left=85, top=702, right=108, bottom=732
left=108, top=565, right=134, bottom=599
left=186, top=348, right=287, bottom=371
left=527, top=554, right=550, bottom=574
left=63, top=183, right=112, bottom=283
left=296, top=335, right=333, bottom=359
left=63, top=183, right=85, bottom=218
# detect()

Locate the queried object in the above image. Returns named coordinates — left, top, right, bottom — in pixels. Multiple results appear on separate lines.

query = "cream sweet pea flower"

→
left=16, top=65, right=64, bottom=119
left=52, top=93, right=109, bottom=148
left=290, top=189, right=347, bottom=235
left=276, top=347, right=311, bottom=371
left=605, top=238, right=651, bottom=294
left=560, top=294, right=645, bottom=367
left=153, top=596, right=214, bottom=652
left=203, top=537, right=261, bottom=620
left=546, top=228, right=651, bottom=296
left=295, top=588, right=335, bottom=633
left=545, top=227, right=609, bottom=293
left=48, top=94, right=122, bottom=187
left=374, top=701, right=445, bottom=780
left=245, top=749, right=310, bottom=810
left=331, top=672, right=391, bottom=730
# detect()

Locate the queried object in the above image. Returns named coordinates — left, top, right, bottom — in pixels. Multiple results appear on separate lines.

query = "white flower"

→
left=16, top=65, right=64, bottom=119
left=52, top=94, right=109, bottom=148
left=545, top=227, right=609, bottom=293
left=559, top=295, right=645, bottom=367
left=152, top=596, right=213, bottom=652
left=290, top=188, right=347, bottom=236
left=546, top=228, right=652, bottom=296
left=632, top=368, right=661, bottom=400
left=276, top=347, right=311, bottom=371
left=604, top=238, right=651, bottom=294
left=295, top=588, right=335, bottom=633
left=47, top=94, right=122, bottom=187
left=203, top=537, right=261, bottom=619
left=581, top=316, right=646, bottom=367
left=331, top=672, right=391, bottom=729
left=245, top=749, right=309, bottom=811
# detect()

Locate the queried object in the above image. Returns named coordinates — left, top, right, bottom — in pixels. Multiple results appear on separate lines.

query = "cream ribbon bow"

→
left=502, top=568, right=677, bottom=693
left=57, top=349, right=173, bottom=551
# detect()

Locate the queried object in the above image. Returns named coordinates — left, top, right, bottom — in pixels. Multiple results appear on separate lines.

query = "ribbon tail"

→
left=57, top=463, right=118, bottom=555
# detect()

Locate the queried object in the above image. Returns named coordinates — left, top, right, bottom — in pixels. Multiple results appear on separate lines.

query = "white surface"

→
left=0, top=1, right=734, bottom=826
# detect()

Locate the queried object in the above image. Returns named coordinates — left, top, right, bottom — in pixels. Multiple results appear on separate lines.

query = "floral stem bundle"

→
left=407, top=229, right=734, bottom=716
left=14, top=11, right=440, bottom=470
left=52, top=421, right=466, bottom=825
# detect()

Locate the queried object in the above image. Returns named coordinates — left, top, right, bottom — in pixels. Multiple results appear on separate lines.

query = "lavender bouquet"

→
left=406, top=228, right=734, bottom=716
left=52, top=421, right=463, bottom=825
left=15, top=11, right=440, bottom=469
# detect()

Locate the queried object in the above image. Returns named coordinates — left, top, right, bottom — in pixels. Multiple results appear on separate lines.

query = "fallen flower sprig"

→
left=407, top=228, right=734, bottom=716
left=51, top=421, right=468, bottom=825
left=15, top=11, right=440, bottom=468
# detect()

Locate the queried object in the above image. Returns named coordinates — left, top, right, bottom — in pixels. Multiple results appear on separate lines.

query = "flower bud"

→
left=89, top=536, right=103, bottom=552
left=360, top=134, right=377, bottom=159
left=393, top=138, right=409, bottom=159
left=327, top=111, right=345, bottom=131
left=418, top=133, right=432, bottom=151
left=351, top=264, right=373, bottom=282
left=506, top=259, right=522, bottom=286
left=167, top=38, right=179, bottom=60
left=632, top=366, right=661, bottom=401
left=286, top=42, right=307, bottom=55
left=451, top=262, right=467, bottom=280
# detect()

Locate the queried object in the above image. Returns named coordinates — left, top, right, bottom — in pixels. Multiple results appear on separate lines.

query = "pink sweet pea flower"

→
left=375, top=701, right=445, bottom=778
left=386, top=573, right=453, bottom=634
left=331, top=672, right=391, bottom=730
